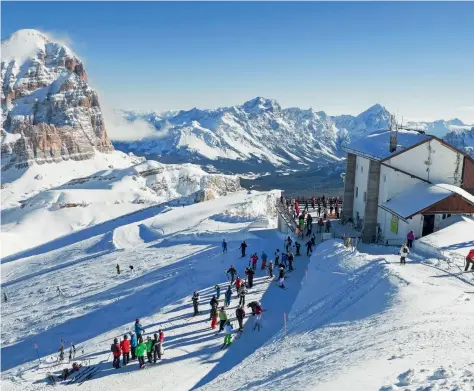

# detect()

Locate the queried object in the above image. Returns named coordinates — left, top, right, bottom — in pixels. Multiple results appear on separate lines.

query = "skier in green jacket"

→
left=218, top=307, right=228, bottom=332
left=135, top=337, right=147, bottom=369
left=145, top=336, right=154, bottom=363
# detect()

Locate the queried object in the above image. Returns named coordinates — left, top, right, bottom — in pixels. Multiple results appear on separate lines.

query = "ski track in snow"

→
left=1, top=192, right=473, bottom=391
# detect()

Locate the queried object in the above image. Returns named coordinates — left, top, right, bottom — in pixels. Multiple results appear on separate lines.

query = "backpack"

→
left=403, top=247, right=408, bottom=254
left=111, top=343, right=118, bottom=354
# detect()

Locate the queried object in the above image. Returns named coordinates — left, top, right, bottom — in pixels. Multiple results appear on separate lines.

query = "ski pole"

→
left=34, top=344, right=41, bottom=364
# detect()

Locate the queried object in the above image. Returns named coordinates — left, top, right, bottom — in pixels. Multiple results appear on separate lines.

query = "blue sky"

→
left=2, top=1, right=474, bottom=122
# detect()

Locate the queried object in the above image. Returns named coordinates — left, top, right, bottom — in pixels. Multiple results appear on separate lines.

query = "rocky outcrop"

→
left=1, top=29, right=113, bottom=171
left=443, top=127, right=474, bottom=157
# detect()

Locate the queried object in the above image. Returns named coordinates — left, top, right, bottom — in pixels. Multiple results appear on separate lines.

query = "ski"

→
left=46, top=372, right=56, bottom=386
left=78, top=368, right=101, bottom=386
left=67, top=366, right=96, bottom=385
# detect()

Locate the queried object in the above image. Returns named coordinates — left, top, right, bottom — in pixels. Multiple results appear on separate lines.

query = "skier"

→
left=152, top=334, right=161, bottom=362
left=407, top=231, right=415, bottom=248
left=218, top=307, right=228, bottom=332
left=56, top=286, right=63, bottom=296
left=192, top=291, right=200, bottom=316
left=275, top=249, right=280, bottom=266
left=120, top=334, right=131, bottom=366
left=261, top=251, right=268, bottom=270
left=465, top=249, right=474, bottom=271
left=130, top=332, right=137, bottom=360
left=307, top=214, right=313, bottom=236
left=129, top=265, right=135, bottom=274
left=268, top=260, right=274, bottom=278
left=400, top=243, right=409, bottom=265
left=236, top=305, right=246, bottom=331
left=318, top=218, right=324, bottom=233
left=135, top=318, right=145, bottom=339
left=210, top=305, right=219, bottom=329
left=226, top=265, right=237, bottom=284
left=245, top=267, right=255, bottom=288
left=146, top=336, right=154, bottom=363
left=329, top=205, right=334, bottom=216
left=215, top=285, right=221, bottom=299
left=158, top=329, right=165, bottom=357
left=281, top=252, right=288, bottom=268
left=311, top=234, right=316, bottom=246
left=299, top=214, right=305, bottom=232
left=224, top=285, right=232, bottom=307
left=285, top=236, right=293, bottom=252
left=288, top=252, right=295, bottom=271
left=311, top=197, right=315, bottom=210
left=317, top=204, right=322, bottom=217
left=116, top=264, right=121, bottom=275
left=136, top=337, right=147, bottom=369
left=2, top=292, right=7, bottom=302
left=111, top=338, right=122, bottom=369
left=239, top=241, right=248, bottom=257
left=238, top=284, right=247, bottom=306
left=254, top=303, right=263, bottom=331
left=210, top=295, right=219, bottom=309
left=235, top=276, right=242, bottom=290
left=325, top=219, right=332, bottom=233
left=247, top=301, right=259, bottom=316
left=251, top=253, right=258, bottom=271
left=306, top=240, right=313, bottom=256
left=278, top=266, right=286, bottom=289
left=222, top=239, right=228, bottom=253
left=295, top=241, right=301, bottom=256
left=223, top=321, right=233, bottom=347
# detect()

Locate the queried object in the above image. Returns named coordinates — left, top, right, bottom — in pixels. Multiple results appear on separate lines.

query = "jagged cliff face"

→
left=444, top=127, right=474, bottom=157
left=1, top=29, right=113, bottom=171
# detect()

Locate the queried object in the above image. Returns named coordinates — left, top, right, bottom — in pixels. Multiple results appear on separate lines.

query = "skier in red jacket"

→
left=111, top=338, right=122, bottom=369
left=465, top=249, right=474, bottom=271
left=120, top=334, right=131, bottom=366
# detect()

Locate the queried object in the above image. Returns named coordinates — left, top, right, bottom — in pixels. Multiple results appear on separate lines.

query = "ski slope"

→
left=2, top=190, right=473, bottom=391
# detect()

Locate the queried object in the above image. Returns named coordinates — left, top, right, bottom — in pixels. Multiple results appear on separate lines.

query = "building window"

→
left=364, top=191, right=367, bottom=202
left=361, top=165, right=364, bottom=173
left=356, top=187, right=359, bottom=198
left=356, top=163, right=359, bottom=170
left=384, top=174, right=386, bottom=182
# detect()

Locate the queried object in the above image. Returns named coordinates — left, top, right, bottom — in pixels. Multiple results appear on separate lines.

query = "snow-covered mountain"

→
left=1, top=29, right=113, bottom=171
left=117, top=97, right=348, bottom=173
left=443, top=126, right=474, bottom=157
left=405, top=118, right=472, bottom=138
left=332, top=103, right=392, bottom=139
left=119, top=101, right=474, bottom=171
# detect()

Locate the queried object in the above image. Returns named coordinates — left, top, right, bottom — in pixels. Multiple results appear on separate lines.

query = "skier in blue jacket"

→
left=134, top=318, right=145, bottom=339
left=129, top=332, right=138, bottom=360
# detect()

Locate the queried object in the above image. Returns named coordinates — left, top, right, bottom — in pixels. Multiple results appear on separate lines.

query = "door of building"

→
left=422, top=214, right=435, bottom=236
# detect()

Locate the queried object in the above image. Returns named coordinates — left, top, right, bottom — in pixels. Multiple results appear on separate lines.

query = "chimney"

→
left=389, top=133, right=397, bottom=153
left=389, top=114, right=398, bottom=153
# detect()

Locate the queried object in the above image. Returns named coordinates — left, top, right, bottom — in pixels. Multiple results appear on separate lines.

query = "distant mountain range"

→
left=117, top=100, right=473, bottom=172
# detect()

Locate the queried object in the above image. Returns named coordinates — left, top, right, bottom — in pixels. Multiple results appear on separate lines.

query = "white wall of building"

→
left=353, top=155, right=370, bottom=221
left=385, top=139, right=463, bottom=185
left=378, top=165, right=423, bottom=204
left=377, top=209, right=423, bottom=245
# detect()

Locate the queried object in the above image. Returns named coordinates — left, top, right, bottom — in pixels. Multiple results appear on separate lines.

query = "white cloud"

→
left=101, top=105, right=158, bottom=141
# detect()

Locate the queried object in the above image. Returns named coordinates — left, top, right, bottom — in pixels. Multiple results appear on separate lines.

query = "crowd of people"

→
left=110, top=319, right=165, bottom=369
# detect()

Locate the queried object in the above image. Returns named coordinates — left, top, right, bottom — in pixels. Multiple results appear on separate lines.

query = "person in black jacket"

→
left=288, top=252, right=295, bottom=271
left=236, top=305, right=246, bottom=331
left=295, top=241, right=301, bottom=256
left=247, top=301, right=259, bottom=316
left=226, top=265, right=237, bottom=284
left=210, top=295, right=219, bottom=309
left=306, top=240, right=313, bottom=256
left=239, top=241, right=248, bottom=257
left=245, top=267, right=255, bottom=288
left=191, top=291, right=199, bottom=316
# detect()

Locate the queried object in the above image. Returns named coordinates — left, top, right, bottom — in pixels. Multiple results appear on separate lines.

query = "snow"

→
left=1, top=29, right=52, bottom=64
left=1, top=182, right=473, bottom=391
left=1, top=157, right=240, bottom=258
left=344, top=129, right=431, bottom=161
left=198, top=240, right=474, bottom=391
left=380, top=182, right=474, bottom=219
left=417, top=215, right=474, bottom=258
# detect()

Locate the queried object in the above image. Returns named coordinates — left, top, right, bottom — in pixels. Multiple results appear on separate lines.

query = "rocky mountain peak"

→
left=1, top=29, right=113, bottom=171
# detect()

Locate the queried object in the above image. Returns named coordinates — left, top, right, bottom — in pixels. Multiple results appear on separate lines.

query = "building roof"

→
left=417, top=216, right=474, bottom=258
left=379, top=182, right=474, bottom=220
left=343, top=129, right=432, bottom=161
